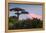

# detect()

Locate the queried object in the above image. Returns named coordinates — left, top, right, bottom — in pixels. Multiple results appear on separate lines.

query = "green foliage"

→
left=31, top=18, right=43, bottom=28
left=8, top=17, right=43, bottom=30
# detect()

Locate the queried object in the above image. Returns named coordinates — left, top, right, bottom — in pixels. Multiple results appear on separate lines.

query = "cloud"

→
left=27, top=13, right=42, bottom=20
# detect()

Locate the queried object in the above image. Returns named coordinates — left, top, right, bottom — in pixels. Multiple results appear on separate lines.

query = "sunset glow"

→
left=9, top=3, right=42, bottom=20
left=27, top=13, right=42, bottom=20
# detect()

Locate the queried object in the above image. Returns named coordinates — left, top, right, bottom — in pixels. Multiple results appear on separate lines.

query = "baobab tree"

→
left=10, top=8, right=29, bottom=20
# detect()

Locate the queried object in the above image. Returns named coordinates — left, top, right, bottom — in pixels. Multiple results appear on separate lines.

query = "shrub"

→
left=8, top=17, right=43, bottom=30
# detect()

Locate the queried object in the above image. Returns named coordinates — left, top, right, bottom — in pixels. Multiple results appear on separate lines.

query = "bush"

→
left=8, top=17, right=43, bottom=30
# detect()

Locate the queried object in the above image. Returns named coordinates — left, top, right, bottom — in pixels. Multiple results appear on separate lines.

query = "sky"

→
left=9, top=3, right=42, bottom=20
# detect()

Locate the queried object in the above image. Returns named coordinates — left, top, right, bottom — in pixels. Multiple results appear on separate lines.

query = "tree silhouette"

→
left=10, top=8, right=29, bottom=20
